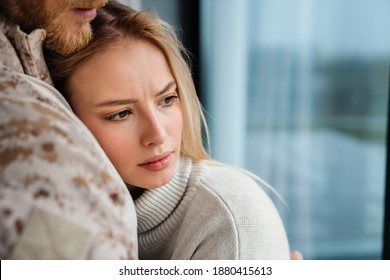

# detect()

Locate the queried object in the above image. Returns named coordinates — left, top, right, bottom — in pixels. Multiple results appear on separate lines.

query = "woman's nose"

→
left=140, top=112, right=167, bottom=147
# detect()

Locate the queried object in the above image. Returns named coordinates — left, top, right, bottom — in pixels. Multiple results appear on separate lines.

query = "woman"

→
left=45, top=0, right=290, bottom=260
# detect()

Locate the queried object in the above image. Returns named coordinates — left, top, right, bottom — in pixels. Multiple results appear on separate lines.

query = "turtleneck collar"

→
left=135, top=156, right=214, bottom=251
left=135, top=156, right=192, bottom=234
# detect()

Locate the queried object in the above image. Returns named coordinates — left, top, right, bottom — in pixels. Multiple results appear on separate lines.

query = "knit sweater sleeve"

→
left=178, top=164, right=290, bottom=260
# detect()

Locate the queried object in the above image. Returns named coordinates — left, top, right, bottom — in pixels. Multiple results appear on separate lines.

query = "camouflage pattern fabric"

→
left=0, top=16, right=138, bottom=259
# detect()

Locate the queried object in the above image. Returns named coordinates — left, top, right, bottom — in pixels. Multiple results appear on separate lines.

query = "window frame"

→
left=383, top=61, right=390, bottom=260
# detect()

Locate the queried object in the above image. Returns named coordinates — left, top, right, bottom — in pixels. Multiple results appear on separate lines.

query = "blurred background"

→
left=119, top=0, right=389, bottom=260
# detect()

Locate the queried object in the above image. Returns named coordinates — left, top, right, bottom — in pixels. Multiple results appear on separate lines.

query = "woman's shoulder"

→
left=193, top=160, right=272, bottom=203
left=187, top=159, right=282, bottom=222
left=185, top=159, right=290, bottom=259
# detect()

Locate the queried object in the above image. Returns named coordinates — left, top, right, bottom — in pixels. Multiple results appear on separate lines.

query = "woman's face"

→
left=68, top=39, right=183, bottom=189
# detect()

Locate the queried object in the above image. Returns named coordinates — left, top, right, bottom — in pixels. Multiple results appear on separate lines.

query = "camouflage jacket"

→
left=0, top=16, right=138, bottom=259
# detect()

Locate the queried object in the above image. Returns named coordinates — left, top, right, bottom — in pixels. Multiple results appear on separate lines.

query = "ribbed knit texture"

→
left=135, top=157, right=290, bottom=260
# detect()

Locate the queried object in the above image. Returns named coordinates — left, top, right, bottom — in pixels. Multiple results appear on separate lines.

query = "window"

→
left=201, top=0, right=390, bottom=259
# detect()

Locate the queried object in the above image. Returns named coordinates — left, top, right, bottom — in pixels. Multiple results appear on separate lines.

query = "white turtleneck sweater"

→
left=135, top=157, right=290, bottom=260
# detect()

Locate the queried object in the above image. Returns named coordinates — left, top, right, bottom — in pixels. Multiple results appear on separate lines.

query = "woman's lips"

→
left=138, top=152, right=173, bottom=171
left=71, top=8, right=97, bottom=20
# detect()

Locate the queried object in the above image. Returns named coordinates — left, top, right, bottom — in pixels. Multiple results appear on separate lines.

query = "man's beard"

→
left=0, top=0, right=108, bottom=55
left=44, top=16, right=93, bottom=55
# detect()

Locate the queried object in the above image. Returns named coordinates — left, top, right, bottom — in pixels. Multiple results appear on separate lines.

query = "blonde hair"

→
left=46, top=0, right=210, bottom=161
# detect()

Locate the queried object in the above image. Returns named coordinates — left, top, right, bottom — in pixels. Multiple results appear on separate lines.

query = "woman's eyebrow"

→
left=95, top=81, right=177, bottom=108
left=156, top=81, right=176, bottom=96
left=95, top=98, right=137, bottom=108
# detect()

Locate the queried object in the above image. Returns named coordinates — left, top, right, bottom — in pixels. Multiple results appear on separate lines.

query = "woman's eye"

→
left=106, top=109, right=131, bottom=121
left=160, top=95, right=179, bottom=107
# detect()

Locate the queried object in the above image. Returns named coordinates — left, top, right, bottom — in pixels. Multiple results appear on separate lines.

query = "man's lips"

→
left=71, top=8, right=97, bottom=19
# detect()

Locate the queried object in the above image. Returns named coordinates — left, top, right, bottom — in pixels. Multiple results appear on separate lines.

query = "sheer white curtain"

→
left=201, top=0, right=249, bottom=167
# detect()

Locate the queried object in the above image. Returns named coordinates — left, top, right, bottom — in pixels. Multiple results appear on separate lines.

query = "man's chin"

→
left=44, top=22, right=92, bottom=55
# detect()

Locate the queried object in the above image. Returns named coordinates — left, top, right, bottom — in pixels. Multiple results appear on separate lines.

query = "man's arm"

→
left=0, top=65, right=138, bottom=259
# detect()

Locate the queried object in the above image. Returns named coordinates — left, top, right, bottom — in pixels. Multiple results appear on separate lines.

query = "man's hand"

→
left=290, top=250, right=304, bottom=260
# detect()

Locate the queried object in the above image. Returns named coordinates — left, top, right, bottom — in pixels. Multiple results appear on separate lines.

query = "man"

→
left=0, top=0, right=137, bottom=259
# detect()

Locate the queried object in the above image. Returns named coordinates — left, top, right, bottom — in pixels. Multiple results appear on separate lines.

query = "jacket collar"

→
left=0, top=15, right=53, bottom=86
